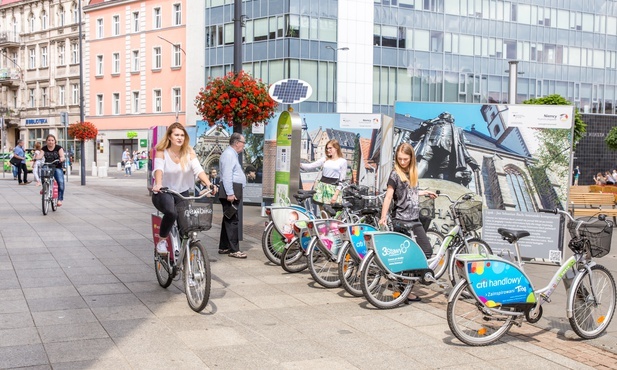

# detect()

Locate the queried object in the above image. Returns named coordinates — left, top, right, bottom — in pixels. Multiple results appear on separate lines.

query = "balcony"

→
left=0, top=32, right=20, bottom=48
left=0, top=68, right=20, bottom=87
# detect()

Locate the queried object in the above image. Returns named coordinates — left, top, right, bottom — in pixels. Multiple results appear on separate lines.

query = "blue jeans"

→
left=125, top=164, right=132, bottom=175
left=54, top=168, right=65, bottom=201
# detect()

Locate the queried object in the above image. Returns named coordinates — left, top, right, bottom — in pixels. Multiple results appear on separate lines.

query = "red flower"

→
left=194, top=70, right=278, bottom=127
left=68, top=121, right=98, bottom=141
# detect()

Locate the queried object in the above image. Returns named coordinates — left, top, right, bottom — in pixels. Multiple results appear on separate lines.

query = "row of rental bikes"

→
left=262, top=184, right=617, bottom=346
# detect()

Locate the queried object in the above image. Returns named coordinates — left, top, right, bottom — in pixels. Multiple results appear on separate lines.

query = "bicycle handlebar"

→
left=539, top=208, right=608, bottom=224
left=159, top=187, right=214, bottom=200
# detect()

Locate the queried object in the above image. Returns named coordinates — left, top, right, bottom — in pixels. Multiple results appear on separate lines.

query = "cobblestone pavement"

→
left=0, top=169, right=616, bottom=369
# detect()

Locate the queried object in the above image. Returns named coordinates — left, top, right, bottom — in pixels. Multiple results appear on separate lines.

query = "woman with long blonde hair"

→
left=379, top=143, right=437, bottom=303
left=151, top=122, right=216, bottom=256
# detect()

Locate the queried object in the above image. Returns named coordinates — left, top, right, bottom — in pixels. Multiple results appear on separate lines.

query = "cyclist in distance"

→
left=379, top=142, right=437, bottom=303
left=42, top=135, right=66, bottom=206
left=151, top=122, right=217, bottom=256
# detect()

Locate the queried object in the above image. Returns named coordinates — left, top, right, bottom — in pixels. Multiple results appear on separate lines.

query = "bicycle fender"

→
left=566, top=262, right=597, bottom=319
left=448, top=279, right=469, bottom=303
left=335, top=240, right=350, bottom=263
left=358, top=250, right=375, bottom=273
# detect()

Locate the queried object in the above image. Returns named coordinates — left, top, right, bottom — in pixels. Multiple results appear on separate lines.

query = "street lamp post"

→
left=325, top=46, right=349, bottom=113
left=78, top=0, right=85, bottom=185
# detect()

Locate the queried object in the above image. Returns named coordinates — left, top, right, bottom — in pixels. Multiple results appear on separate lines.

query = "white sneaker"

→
left=156, top=239, right=169, bottom=255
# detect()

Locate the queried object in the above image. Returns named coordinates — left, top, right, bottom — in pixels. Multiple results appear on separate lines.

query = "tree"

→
left=523, top=94, right=586, bottom=147
left=605, top=127, right=617, bottom=151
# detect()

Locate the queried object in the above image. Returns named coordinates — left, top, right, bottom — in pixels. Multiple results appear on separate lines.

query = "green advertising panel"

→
left=274, top=111, right=292, bottom=204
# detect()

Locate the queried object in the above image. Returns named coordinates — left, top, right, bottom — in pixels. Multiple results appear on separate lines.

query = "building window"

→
left=96, top=55, right=103, bottom=76
left=154, top=8, right=161, bottom=29
left=29, top=48, right=36, bottom=69
left=112, top=15, right=120, bottom=36
left=41, top=87, right=47, bottom=106
left=29, top=89, right=35, bottom=107
left=41, top=11, right=48, bottom=30
left=112, top=93, right=120, bottom=115
left=71, top=43, right=79, bottom=64
left=133, top=12, right=140, bottom=32
left=29, top=14, right=35, bottom=33
left=505, top=166, right=535, bottom=212
left=96, top=94, right=103, bottom=115
left=173, top=4, right=182, bottom=25
left=154, top=89, right=162, bottom=112
left=172, top=88, right=181, bottom=112
left=96, top=18, right=103, bottom=38
left=73, top=5, right=78, bottom=24
left=153, top=47, right=162, bottom=69
left=41, top=46, right=48, bottom=67
left=172, top=45, right=181, bottom=67
left=132, top=91, right=140, bottom=113
left=58, top=45, right=65, bottom=65
left=112, top=53, right=120, bottom=74
left=58, top=85, right=65, bottom=106
left=132, top=50, right=140, bottom=72
left=58, top=7, right=65, bottom=27
left=71, top=84, right=79, bottom=105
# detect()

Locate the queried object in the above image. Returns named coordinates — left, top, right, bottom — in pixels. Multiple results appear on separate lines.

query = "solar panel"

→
left=268, top=79, right=312, bottom=104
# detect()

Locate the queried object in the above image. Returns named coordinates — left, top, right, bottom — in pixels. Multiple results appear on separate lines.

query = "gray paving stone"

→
left=0, top=297, right=29, bottom=314
left=0, top=327, right=41, bottom=347
left=37, top=322, right=109, bottom=343
left=44, top=338, right=124, bottom=364
left=12, top=259, right=61, bottom=270
left=22, top=285, right=81, bottom=300
left=48, top=358, right=133, bottom=370
left=0, top=312, right=34, bottom=330
left=18, top=275, right=73, bottom=289
left=75, top=282, right=131, bottom=296
left=68, top=274, right=120, bottom=285
left=0, top=344, right=48, bottom=369
left=32, top=308, right=98, bottom=327
left=0, top=288, right=25, bottom=301
left=27, top=296, right=88, bottom=312
left=91, top=304, right=156, bottom=321
left=83, top=293, right=143, bottom=308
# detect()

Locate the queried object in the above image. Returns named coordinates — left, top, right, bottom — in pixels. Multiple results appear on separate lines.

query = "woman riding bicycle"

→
left=42, top=135, right=66, bottom=206
left=379, top=142, right=437, bottom=303
left=151, top=122, right=216, bottom=256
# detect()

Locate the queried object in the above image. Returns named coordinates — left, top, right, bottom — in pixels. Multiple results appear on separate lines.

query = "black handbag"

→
left=9, top=156, right=21, bottom=167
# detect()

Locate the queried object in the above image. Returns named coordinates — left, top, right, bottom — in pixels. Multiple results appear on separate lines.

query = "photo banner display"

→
left=391, top=102, right=574, bottom=262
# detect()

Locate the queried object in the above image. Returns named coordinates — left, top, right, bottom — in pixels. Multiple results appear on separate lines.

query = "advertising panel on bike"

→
left=461, top=256, right=536, bottom=308
left=311, top=219, right=344, bottom=256
left=347, top=224, right=377, bottom=259
left=367, top=232, right=428, bottom=274
left=270, top=206, right=310, bottom=241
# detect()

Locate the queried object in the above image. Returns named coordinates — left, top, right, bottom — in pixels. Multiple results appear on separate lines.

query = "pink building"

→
left=84, top=0, right=186, bottom=167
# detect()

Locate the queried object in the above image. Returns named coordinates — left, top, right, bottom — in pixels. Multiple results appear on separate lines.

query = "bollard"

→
left=91, top=162, right=97, bottom=177
left=98, top=166, right=107, bottom=177
left=117, top=162, right=122, bottom=171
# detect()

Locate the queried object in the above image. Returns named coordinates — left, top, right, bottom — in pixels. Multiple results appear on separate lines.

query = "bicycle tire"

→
left=360, top=254, right=412, bottom=309
left=569, top=264, right=616, bottom=339
left=280, top=238, right=308, bottom=273
left=449, top=238, right=492, bottom=288
left=51, top=183, right=58, bottom=212
left=262, top=221, right=285, bottom=265
left=338, top=242, right=363, bottom=297
left=184, top=241, right=211, bottom=312
left=426, top=230, right=447, bottom=280
left=41, top=182, right=49, bottom=215
left=154, top=250, right=173, bottom=288
left=447, top=280, right=514, bottom=346
left=307, top=241, right=341, bottom=288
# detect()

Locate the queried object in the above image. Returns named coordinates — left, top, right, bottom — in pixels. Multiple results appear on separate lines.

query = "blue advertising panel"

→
left=348, top=224, right=376, bottom=259
left=371, top=232, right=428, bottom=273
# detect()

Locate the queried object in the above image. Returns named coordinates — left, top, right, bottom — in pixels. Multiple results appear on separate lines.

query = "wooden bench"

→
left=569, top=192, right=617, bottom=220
left=570, top=185, right=591, bottom=193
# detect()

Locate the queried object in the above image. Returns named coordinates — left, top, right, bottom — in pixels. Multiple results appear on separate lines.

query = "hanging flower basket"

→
left=68, top=121, right=98, bottom=141
left=195, top=70, right=278, bottom=128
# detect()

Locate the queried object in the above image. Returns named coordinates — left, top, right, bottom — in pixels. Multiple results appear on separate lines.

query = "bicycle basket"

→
left=344, top=185, right=368, bottom=211
left=40, top=166, right=53, bottom=179
left=418, top=196, right=435, bottom=231
left=176, top=199, right=213, bottom=234
left=454, top=200, right=483, bottom=232
left=567, top=217, right=613, bottom=258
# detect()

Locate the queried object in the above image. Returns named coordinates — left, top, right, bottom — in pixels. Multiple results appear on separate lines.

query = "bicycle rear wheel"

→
left=360, top=254, right=412, bottom=309
left=154, top=250, right=174, bottom=288
left=307, top=242, right=341, bottom=288
left=569, top=264, right=616, bottom=339
left=426, top=230, right=447, bottom=280
left=447, top=280, right=514, bottom=346
left=449, top=238, right=492, bottom=288
left=262, top=221, right=285, bottom=265
left=51, top=182, right=58, bottom=212
left=338, top=243, right=363, bottom=297
left=184, top=241, right=211, bottom=312
left=41, top=181, right=49, bottom=215
left=280, top=238, right=308, bottom=273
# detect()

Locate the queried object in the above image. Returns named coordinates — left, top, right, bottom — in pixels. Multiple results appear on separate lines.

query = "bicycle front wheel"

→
left=360, top=254, right=412, bottom=309
left=307, top=242, right=341, bottom=288
left=569, top=264, right=617, bottom=339
left=449, top=238, right=492, bottom=288
left=447, top=280, right=514, bottom=346
left=338, top=243, right=363, bottom=297
left=262, top=221, right=285, bottom=265
left=184, top=241, right=211, bottom=312
left=41, top=181, right=49, bottom=215
left=280, top=238, right=308, bottom=273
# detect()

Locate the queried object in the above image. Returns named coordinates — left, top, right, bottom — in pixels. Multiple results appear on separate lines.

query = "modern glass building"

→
left=195, top=0, right=617, bottom=118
